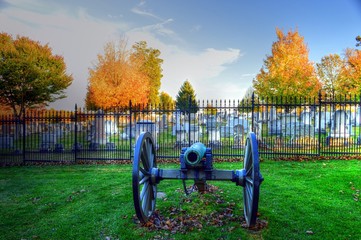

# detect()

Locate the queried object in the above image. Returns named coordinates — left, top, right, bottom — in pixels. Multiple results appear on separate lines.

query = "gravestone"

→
left=330, top=110, right=350, bottom=138
left=206, top=116, right=220, bottom=146
left=40, top=133, right=57, bottom=152
left=269, top=106, right=277, bottom=121
left=281, top=113, right=297, bottom=127
left=53, top=124, right=63, bottom=138
left=356, top=106, right=361, bottom=126
left=314, top=112, right=327, bottom=134
left=122, top=123, right=135, bottom=140
left=0, top=135, right=14, bottom=149
left=300, top=111, right=312, bottom=125
left=189, top=124, right=200, bottom=143
left=106, top=142, right=116, bottom=150
left=72, top=142, right=83, bottom=151
left=268, top=120, right=281, bottom=135
left=104, top=120, right=118, bottom=135
left=206, top=115, right=217, bottom=130
left=159, top=114, right=168, bottom=132
left=208, top=128, right=220, bottom=146
left=175, top=130, right=188, bottom=147
left=54, top=143, right=64, bottom=153
left=233, top=117, right=249, bottom=133
left=183, top=120, right=190, bottom=133
left=220, top=125, right=231, bottom=138
left=135, top=120, right=158, bottom=147
left=93, top=110, right=108, bottom=145
left=296, top=122, right=314, bottom=137
left=172, top=110, right=183, bottom=136
left=233, top=124, right=245, bottom=148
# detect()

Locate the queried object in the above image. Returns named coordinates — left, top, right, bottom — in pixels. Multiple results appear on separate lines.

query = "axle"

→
left=151, top=168, right=246, bottom=187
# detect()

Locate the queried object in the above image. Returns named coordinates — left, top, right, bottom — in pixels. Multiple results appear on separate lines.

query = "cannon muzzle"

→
left=184, top=142, right=207, bottom=166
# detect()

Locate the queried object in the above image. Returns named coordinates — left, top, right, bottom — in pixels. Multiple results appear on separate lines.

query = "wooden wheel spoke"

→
left=141, top=149, right=150, bottom=171
left=140, top=182, right=149, bottom=201
left=139, top=167, right=148, bottom=176
left=139, top=175, right=149, bottom=185
left=245, top=184, right=253, bottom=212
left=245, top=176, right=254, bottom=185
left=246, top=166, right=253, bottom=177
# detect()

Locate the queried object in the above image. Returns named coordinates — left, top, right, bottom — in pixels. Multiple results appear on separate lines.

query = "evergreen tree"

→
left=175, top=80, right=199, bottom=113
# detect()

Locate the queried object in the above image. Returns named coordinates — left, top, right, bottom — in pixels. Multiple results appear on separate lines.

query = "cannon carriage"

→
left=132, top=131, right=263, bottom=227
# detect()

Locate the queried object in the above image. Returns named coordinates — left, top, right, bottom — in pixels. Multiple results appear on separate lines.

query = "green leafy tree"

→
left=175, top=80, right=199, bottom=113
left=316, top=54, right=344, bottom=99
left=253, top=28, right=321, bottom=102
left=159, top=91, right=174, bottom=110
left=131, top=41, right=163, bottom=106
left=0, top=32, right=73, bottom=119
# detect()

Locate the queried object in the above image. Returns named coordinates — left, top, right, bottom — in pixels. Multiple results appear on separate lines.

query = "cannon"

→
left=132, top=132, right=263, bottom=227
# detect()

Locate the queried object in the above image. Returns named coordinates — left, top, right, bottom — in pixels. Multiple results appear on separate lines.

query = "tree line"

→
left=1, top=30, right=361, bottom=118
left=253, top=28, right=361, bottom=102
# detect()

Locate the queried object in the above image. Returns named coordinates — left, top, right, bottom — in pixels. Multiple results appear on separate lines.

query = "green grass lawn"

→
left=0, top=160, right=360, bottom=240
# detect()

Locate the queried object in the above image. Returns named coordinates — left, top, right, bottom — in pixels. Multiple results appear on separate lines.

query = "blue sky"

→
left=1, top=0, right=360, bottom=110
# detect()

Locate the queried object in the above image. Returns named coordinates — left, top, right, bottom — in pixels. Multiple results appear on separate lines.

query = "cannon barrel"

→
left=184, top=142, right=207, bottom=166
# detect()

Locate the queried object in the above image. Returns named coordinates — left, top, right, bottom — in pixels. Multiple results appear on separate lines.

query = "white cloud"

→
left=160, top=48, right=242, bottom=99
left=190, top=25, right=202, bottom=32
left=0, top=0, right=245, bottom=109
left=131, top=0, right=163, bottom=21
left=0, top=0, right=127, bottom=109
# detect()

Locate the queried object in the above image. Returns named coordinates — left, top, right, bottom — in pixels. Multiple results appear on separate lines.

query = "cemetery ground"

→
left=0, top=160, right=360, bottom=240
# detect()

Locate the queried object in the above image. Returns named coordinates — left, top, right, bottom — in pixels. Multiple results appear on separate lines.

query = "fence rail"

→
left=2, top=94, right=361, bottom=164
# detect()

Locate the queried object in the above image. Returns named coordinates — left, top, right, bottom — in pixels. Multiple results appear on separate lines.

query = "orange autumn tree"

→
left=86, top=40, right=150, bottom=109
left=338, top=48, right=361, bottom=96
left=253, top=28, right=321, bottom=102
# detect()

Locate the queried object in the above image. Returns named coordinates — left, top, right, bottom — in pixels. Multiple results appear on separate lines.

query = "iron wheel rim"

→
left=132, top=132, right=157, bottom=223
left=243, top=132, right=261, bottom=227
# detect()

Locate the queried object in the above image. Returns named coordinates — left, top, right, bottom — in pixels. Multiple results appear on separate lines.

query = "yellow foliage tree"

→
left=86, top=40, right=150, bottom=109
left=339, top=48, right=361, bottom=95
left=253, top=28, right=321, bottom=102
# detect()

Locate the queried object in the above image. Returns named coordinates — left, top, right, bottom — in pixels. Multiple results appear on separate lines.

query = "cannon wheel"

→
left=243, top=132, right=262, bottom=227
left=132, top=132, right=157, bottom=223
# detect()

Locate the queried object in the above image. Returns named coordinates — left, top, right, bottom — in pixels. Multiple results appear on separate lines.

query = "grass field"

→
left=0, top=159, right=360, bottom=240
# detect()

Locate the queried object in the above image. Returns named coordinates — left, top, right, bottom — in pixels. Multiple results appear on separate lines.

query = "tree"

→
left=0, top=32, right=73, bottom=119
left=130, top=41, right=163, bottom=106
left=159, top=91, right=174, bottom=110
left=204, top=103, right=217, bottom=115
left=175, top=80, right=199, bottom=113
left=253, top=28, right=321, bottom=102
left=238, top=86, right=254, bottom=112
left=356, top=35, right=361, bottom=47
left=339, top=48, right=361, bottom=95
left=316, top=54, right=344, bottom=99
left=86, top=40, right=150, bottom=109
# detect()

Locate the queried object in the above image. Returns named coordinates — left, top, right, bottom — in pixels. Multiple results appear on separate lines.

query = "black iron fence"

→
left=2, top=94, right=361, bottom=164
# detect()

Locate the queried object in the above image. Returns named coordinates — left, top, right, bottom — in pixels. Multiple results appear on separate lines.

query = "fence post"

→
left=74, top=104, right=78, bottom=163
left=317, top=92, right=322, bottom=156
left=188, top=97, right=191, bottom=146
left=22, top=113, right=26, bottom=164
left=251, top=92, right=255, bottom=133
left=129, top=100, right=132, bottom=161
